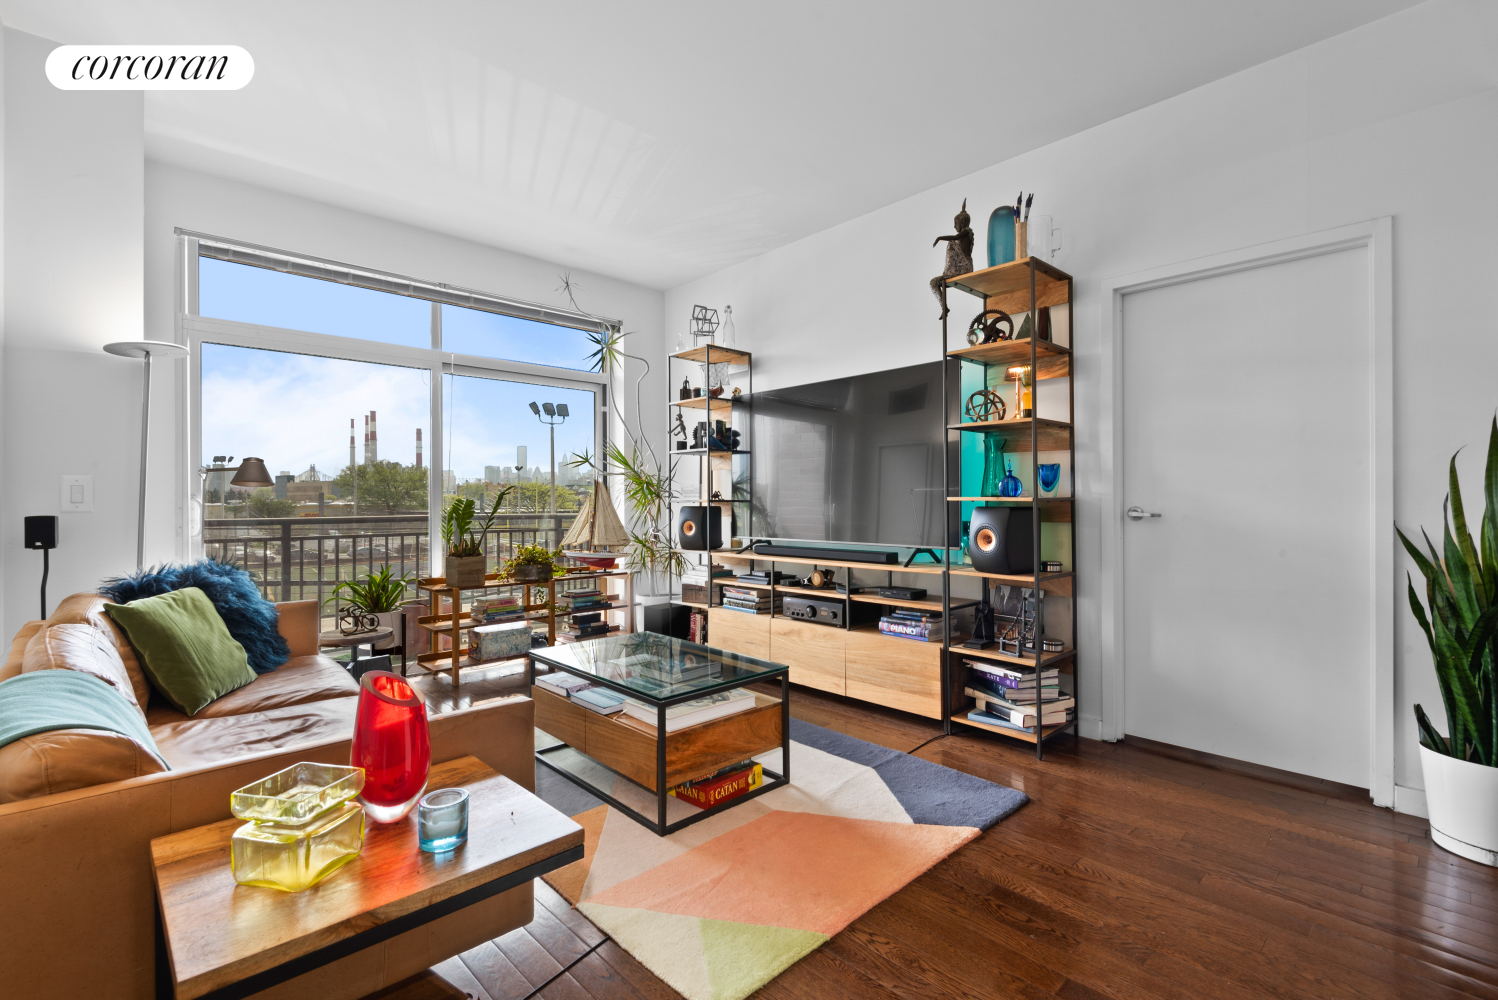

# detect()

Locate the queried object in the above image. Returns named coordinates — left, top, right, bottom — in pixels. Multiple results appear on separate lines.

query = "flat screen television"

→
left=748, top=361, right=950, bottom=548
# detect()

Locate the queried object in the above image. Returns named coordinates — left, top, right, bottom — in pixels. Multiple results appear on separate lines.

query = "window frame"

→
left=176, top=232, right=610, bottom=568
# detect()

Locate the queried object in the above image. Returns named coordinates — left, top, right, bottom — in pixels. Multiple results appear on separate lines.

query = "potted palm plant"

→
left=1398, top=417, right=1498, bottom=867
left=441, top=491, right=511, bottom=588
left=505, top=543, right=563, bottom=582
left=325, top=564, right=416, bottom=650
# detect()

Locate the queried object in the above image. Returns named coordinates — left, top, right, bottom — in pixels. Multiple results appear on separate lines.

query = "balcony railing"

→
left=203, top=512, right=575, bottom=611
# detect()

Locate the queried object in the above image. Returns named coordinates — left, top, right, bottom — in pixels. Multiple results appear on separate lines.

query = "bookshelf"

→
left=941, top=256, right=1078, bottom=757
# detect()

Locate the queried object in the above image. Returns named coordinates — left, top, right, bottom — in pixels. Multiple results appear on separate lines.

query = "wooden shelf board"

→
left=849, top=593, right=976, bottom=612
left=418, top=613, right=549, bottom=636
left=672, top=345, right=752, bottom=365
left=415, top=649, right=538, bottom=672
left=716, top=579, right=772, bottom=589
left=950, top=643, right=1076, bottom=668
left=944, top=256, right=1072, bottom=302
left=947, top=339, right=1070, bottom=380
left=947, top=567, right=1074, bottom=596
left=714, top=551, right=950, bottom=575
left=674, top=600, right=710, bottom=610
left=774, top=584, right=844, bottom=600
left=949, top=417, right=1071, bottom=450
left=670, top=397, right=743, bottom=411
left=950, top=713, right=1071, bottom=744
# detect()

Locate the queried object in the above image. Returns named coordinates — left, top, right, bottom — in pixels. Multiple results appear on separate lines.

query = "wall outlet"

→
left=61, top=475, right=94, bottom=512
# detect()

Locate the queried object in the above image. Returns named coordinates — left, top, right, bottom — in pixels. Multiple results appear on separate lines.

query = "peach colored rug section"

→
left=537, top=719, right=1028, bottom=1000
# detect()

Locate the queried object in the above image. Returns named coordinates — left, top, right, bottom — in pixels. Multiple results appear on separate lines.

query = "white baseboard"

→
left=1394, top=783, right=1429, bottom=818
left=1079, top=715, right=1105, bottom=741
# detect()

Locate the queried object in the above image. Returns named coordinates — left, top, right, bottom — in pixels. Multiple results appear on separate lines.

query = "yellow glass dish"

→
left=228, top=762, right=367, bottom=892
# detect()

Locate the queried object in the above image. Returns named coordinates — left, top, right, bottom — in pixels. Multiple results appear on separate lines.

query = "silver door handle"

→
left=1126, top=506, right=1162, bottom=520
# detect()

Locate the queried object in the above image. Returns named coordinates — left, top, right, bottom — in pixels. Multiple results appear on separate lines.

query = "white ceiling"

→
left=3, top=1, right=1420, bottom=289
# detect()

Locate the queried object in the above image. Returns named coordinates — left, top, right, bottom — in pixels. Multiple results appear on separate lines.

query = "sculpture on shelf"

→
left=929, top=199, right=975, bottom=321
left=965, top=388, right=1006, bottom=423
left=671, top=411, right=688, bottom=450
left=966, top=308, right=1013, bottom=346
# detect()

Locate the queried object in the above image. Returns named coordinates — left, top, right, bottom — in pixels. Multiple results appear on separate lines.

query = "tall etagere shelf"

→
left=667, top=344, right=754, bottom=622
left=940, top=257, right=1078, bottom=758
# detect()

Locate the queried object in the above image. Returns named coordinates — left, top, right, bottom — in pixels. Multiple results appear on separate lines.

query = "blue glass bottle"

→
left=987, top=206, right=1016, bottom=268
left=999, top=459, right=1024, bottom=497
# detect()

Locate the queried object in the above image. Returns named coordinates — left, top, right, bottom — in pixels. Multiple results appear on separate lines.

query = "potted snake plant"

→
left=325, top=564, right=416, bottom=650
left=441, top=490, right=511, bottom=588
left=1398, top=417, right=1498, bottom=867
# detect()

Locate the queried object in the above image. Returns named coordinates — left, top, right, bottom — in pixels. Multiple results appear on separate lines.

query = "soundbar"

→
left=750, top=543, right=898, bottom=565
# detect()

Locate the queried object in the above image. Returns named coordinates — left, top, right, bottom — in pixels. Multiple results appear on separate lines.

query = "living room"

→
left=2, top=3, right=1496, bottom=999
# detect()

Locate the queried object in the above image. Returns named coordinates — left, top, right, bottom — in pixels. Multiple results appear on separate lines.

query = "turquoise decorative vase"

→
left=987, top=206, right=1016, bottom=268
left=981, top=434, right=1007, bottom=498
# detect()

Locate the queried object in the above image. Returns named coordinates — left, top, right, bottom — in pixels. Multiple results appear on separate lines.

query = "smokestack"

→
left=349, top=419, right=356, bottom=471
left=363, top=415, right=369, bottom=465
left=368, top=410, right=378, bottom=465
left=415, top=428, right=423, bottom=468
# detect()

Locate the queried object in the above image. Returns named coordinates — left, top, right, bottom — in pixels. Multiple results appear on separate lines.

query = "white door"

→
left=1122, top=247, right=1372, bottom=787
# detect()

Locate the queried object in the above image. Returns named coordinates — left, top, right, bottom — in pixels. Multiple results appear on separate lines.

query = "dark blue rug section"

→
left=790, top=718, right=1028, bottom=831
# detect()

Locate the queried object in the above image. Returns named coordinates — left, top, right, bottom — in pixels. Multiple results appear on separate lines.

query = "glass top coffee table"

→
left=529, top=632, right=790, bottom=835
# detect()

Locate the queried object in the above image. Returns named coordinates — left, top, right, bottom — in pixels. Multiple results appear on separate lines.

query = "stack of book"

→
left=559, top=588, right=611, bottom=612
left=964, top=659, right=1072, bottom=732
left=534, top=672, right=626, bottom=714
left=720, top=585, right=780, bottom=615
left=879, top=609, right=947, bottom=642
left=670, top=760, right=763, bottom=809
left=469, top=594, right=525, bottom=625
left=687, top=609, right=708, bottom=643
left=620, top=688, right=756, bottom=733
left=681, top=563, right=733, bottom=605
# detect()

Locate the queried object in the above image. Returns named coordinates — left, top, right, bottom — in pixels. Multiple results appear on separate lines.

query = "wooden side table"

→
left=150, top=756, right=583, bottom=1000
left=317, top=627, right=394, bottom=667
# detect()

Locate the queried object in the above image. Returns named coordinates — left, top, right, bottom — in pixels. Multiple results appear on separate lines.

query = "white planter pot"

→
left=371, top=610, right=401, bottom=651
left=1419, top=745, right=1498, bottom=867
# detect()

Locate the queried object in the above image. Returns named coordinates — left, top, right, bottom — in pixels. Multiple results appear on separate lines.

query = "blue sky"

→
left=198, top=259, right=598, bottom=481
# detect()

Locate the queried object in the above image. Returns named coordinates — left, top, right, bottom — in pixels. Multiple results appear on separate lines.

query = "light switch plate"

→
left=61, top=475, right=94, bottom=512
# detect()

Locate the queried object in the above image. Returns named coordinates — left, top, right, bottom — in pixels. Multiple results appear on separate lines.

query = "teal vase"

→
left=987, top=206, right=1016, bottom=268
left=981, top=434, right=1007, bottom=497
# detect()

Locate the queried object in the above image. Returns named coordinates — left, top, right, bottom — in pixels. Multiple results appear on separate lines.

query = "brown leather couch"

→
left=0, top=594, right=540, bottom=999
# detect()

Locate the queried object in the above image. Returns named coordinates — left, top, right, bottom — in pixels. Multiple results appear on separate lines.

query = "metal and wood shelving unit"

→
left=416, top=569, right=634, bottom=688
left=940, top=257, right=1078, bottom=757
left=667, top=344, right=754, bottom=624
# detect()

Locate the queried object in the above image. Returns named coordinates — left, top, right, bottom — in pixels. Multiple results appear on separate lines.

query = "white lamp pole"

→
left=103, top=341, right=189, bottom=570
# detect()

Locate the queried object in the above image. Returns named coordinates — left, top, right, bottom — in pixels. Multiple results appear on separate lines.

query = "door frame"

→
left=1097, top=218, right=1394, bottom=806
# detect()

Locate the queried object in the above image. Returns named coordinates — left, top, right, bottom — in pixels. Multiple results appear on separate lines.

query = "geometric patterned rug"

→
left=537, top=719, right=1027, bottom=1000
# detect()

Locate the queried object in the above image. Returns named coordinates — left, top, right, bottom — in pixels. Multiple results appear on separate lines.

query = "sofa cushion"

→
left=0, top=728, right=168, bottom=803
left=47, top=594, right=151, bottom=709
left=150, top=699, right=359, bottom=772
left=104, top=588, right=257, bottom=717
left=21, top=623, right=145, bottom=718
left=1, top=621, right=43, bottom=682
left=187, top=655, right=357, bottom=719
left=99, top=560, right=292, bottom=673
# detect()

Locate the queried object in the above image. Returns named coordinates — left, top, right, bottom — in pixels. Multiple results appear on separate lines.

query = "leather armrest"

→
left=0, top=694, right=536, bottom=998
left=274, top=600, right=320, bottom=657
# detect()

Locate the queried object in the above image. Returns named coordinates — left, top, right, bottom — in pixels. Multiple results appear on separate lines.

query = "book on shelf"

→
left=736, top=571, right=793, bottom=585
left=535, top=672, right=595, bottom=698
left=571, top=686, right=628, bottom=715
left=719, top=603, right=775, bottom=615
left=965, top=672, right=1061, bottom=703
left=721, top=586, right=770, bottom=601
left=671, top=761, right=763, bottom=809
left=687, top=609, right=707, bottom=643
left=965, top=688, right=1075, bottom=727
left=620, top=688, right=756, bottom=732
left=722, top=594, right=776, bottom=610
left=967, top=708, right=1067, bottom=735
left=965, top=659, right=1060, bottom=682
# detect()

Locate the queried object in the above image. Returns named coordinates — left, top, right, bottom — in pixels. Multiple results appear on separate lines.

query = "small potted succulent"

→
left=505, top=543, right=564, bottom=583
left=441, top=491, right=511, bottom=588
left=325, top=564, right=415, bottom=649
left=1399, top=417, right=1498, bottom=867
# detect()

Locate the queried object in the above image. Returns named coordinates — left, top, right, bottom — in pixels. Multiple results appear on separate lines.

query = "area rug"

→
left=534, top=719, right=1027, bottom=1000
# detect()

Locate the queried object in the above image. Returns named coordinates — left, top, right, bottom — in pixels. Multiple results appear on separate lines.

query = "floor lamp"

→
left=103, top=340, right=189, bottom=571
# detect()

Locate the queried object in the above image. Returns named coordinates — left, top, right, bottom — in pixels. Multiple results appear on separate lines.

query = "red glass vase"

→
left=350, top=671, right=430, bottom=823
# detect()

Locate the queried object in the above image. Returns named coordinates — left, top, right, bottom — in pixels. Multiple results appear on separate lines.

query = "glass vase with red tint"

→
left=351, top=670, right=430, bottom=823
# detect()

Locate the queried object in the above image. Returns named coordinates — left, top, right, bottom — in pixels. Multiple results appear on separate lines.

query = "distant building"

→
left=274, top=471, right=294, bottom=500
left=287, top=480, right=329, bottom=503
left=443, top=470, right=457, bottom=493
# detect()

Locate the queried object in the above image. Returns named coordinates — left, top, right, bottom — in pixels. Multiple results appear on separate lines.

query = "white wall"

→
left=4, top=27, right=144, bottom=638
left=145, top=162, right=666, bottom=562
left=664, top=0, right=1498, bottom=804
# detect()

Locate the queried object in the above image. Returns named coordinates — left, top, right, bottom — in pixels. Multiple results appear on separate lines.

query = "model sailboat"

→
left=559, top=479, right=630, bottom=568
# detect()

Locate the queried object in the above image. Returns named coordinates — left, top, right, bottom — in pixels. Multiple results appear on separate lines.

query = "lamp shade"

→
left=230, top=457, right=274, bottom=488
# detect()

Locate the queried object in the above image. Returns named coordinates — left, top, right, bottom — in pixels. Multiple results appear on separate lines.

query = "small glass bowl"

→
left=230, top=762, right=365, bottom=826
left=417, top=787, right=470, bottom=853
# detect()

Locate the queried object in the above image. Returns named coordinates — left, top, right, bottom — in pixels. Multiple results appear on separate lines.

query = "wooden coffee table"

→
left=150, top=756, right=583, bottom=1000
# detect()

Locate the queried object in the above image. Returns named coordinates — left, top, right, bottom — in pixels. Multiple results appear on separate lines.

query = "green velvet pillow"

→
left=103, top=586, right=257, bottom=716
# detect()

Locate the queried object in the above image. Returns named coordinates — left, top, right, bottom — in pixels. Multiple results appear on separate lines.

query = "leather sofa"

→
left=0, top=594, right=539, bottom=1000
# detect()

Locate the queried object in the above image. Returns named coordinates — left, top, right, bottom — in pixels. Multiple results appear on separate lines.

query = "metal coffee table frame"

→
left=529, top=652, right=790, bottom=836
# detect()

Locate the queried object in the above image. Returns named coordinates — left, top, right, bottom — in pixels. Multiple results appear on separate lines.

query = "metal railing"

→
left=204, top=512, right=574, bottom=611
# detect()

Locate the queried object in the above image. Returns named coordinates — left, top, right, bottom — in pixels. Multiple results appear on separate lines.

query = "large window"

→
left=184, top=235, right=611, bottom=613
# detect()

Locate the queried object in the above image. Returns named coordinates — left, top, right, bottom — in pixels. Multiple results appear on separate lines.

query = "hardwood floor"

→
left=385, top=677, right=1498, bottom=1000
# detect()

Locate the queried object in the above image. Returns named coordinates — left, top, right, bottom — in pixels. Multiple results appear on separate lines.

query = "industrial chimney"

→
left=363, top=415, right=369, bottom=465
left=415, top=428, right=423, bottom=468
left=368, top=410, right=378, bottom=465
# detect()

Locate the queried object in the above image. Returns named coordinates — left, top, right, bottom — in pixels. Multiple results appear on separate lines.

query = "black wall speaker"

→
left=676, top=505, right=722, bottom=550
left=24, top=515, right=57, bottom=550
left=968, top=507, right=1034, bottom=575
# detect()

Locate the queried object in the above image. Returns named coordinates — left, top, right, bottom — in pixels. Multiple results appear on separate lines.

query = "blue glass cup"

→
left=1038, top=463, right=1061, bottom=495
left=417, top=787, right=469, bottom=853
